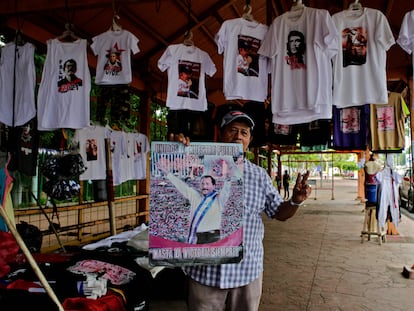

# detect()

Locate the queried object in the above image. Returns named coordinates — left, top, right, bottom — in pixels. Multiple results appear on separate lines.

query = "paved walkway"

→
left=151, top=178, right=414, bottom=310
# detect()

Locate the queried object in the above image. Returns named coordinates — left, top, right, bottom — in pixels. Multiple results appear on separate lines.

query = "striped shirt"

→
left=183, top=159, right=283, bottom=288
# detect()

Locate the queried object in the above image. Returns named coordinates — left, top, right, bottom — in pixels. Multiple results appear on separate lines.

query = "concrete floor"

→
left=150, top=178, right=414, bottom=310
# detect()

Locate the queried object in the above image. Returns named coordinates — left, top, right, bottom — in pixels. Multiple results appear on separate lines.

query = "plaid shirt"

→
left=183, top=159, right=283, bottom=288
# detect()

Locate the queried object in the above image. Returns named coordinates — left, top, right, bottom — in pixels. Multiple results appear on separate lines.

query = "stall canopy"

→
left=1, top=0, right=414, bottom=107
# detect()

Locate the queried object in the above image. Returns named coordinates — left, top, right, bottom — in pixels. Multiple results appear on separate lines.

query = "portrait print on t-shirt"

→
left=177, top=60, right=200, bottom=99
left=342, top=27, right=367, bottom=67
left=85, top=138, right=98, bottom=161
left=57, top=58, right=83, bottom=93
left=237, top=35, right=260, bottom=77
left=340, top=107, right=361, bottom=134
left=285, top=30, right=306, bottom=70
left=376, top=106, right=395, bottom=132
left=104, top=42, right=125, bottom=77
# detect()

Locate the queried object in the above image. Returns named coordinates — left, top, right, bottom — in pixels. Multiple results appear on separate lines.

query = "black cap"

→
left=220, top=110, right=255, bottom=130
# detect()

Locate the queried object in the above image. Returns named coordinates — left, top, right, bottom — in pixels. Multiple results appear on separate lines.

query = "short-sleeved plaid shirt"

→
left=183, top=159, right=284, bottom=288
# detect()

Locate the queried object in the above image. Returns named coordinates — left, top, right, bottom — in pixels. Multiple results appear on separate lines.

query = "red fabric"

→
left=0, top=230, right=20, bottom=277
left=62, top=291, right=126, bottom=311
left=6, top=278, right=42, bottom=291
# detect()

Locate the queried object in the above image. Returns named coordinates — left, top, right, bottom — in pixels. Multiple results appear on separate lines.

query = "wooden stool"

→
left=360, top=203, right=387, bottom=245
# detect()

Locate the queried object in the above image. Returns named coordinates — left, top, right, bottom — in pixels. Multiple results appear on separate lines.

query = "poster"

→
left=149, top=141, right=244, bottom=267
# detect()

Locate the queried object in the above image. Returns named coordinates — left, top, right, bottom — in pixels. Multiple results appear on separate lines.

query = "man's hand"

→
left=169, top=133, right=191, bottom=146
left=291, top=170, right=311, bottom=204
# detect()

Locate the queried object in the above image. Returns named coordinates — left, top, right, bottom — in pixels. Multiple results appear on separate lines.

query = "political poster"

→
left=149, top=141, right=244, bottom=267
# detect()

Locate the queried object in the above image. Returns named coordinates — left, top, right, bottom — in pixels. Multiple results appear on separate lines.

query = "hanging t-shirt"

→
left=37, top=39, right=91, bottom=130
left=215, top=18, right=269, bottom=102
left=0, top=42, right=36, bottom=126
left=370, top=92, right=409, bottom=152
left=158, top=43, right=216, bottom=112
left=110, top=129, right=127, bottom=185
left=91, top=29, right=140, bottom=85
left=8, top=118, right=39, bottom=176
left=332, top=104, right=370, bottom=151
left=258, top=7, right=338, bottom=125
left=332, top=8, right=395, bottom=108
left=73, top=125, right=112, bottom=181
left=375, top=166, right=402, bottom=229
left=397, top=10, right=414, bottom=106
left=128, top=132, right=149, bottom=180
left=298, top=120, right=331, bottom=151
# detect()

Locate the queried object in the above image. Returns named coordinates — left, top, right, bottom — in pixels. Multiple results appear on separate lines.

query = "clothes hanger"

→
left=349, top=0, right=363, bottom=11
left=242, top=4, right=254, bottom=22
left=110, top=14, right=122, bottom=31
left=57, top=23, right=79, bottom=42
left=14, top=29, right=25, bottom=46
left=183, top=30, right=194, bottom=46
left=291, top=0, right=305, bottom=12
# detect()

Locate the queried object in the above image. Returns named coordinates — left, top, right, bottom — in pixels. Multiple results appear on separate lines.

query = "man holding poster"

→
left=171, top=110, right=312, bottom=311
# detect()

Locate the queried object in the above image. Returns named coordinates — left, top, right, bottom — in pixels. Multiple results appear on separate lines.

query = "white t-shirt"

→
left=215, top=18, right=269, bottom=102
left=73, top=125, right=112, bottom=181
left=397, top=10, right=414, bottom=106
left=332, top=8, right=395, bottom=108
left=37, top=39, right=91, bottom=130
left=131, top=132, right=149, bottom=180
left=91, top=30, right=140, bottom=85
left=0, top=42, right=36, bottom=126
left=258, top=7, right=338, bottom=125
left=158, top=44, right=216, bottom=112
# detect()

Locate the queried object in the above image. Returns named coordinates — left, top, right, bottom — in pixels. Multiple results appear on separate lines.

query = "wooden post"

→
left=105, top=137, right=116, bottom=236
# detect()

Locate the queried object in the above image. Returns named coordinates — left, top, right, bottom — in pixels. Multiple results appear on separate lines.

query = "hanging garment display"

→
left=369, top=92, right=409, bottom=152
left=258, top=7, right=339, bottom=125
left=215, top=18, right=269, bottom=102
left=73, top=125, right=112, bottom=181
left=7, top=118, right=39, bottom=176
left=268, top=123, right=299, bottom=147
left=375, top=166, right=402, bottom=229
left=0, top=42, right=36, bottom=127
left=128, top=132, right=149, bottom=181
left=37, top=38, right=91, bottom=130
left=332, top=104, right=370, bottom=151
left=158, top=43, right=216, bottom=112
left=91, top=29, right=140, bottom=85
left=332, top=7, right=395, bottom=108
left=397, top=10, right=414, bottom=106
left=298, top=119, right=331, bottom=151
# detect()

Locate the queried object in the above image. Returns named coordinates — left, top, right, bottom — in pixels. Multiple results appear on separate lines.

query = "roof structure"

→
left=1, top=0, right=413, bottom=107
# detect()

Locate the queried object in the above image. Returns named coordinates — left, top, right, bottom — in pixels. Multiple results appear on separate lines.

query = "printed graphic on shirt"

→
left=285, top=30, right=306, bottom=69
left=177, top=60, right=200, bottom=99
left=342, top=27, right=367, bottom=67
left=340, top=107, right=361, bottom=133
left=237, top=35, right=261, bottom=77
left=104, top=43, right=125, bottom=76
left=376, top=106, right=395, bottom=132
left=85, top=138, right=98, bottom=161
left=57, top=59, right=83, bottom=93
left=274, top=124, right=291, bottom=135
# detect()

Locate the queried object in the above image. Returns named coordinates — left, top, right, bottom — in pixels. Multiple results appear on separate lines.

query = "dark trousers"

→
left=196, top=230, right=220, bottom=244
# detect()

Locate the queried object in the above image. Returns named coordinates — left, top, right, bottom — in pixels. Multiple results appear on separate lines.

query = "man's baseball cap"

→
left=220, top=110, right=255, bottom=130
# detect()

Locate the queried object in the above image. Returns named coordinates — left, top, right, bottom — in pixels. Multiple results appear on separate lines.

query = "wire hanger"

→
left=110, top=0, right=122, bottom=31
left=111, top=14, right=122, bottom=31
left=349, top=0, right=362, bottom=10
left=57, top=23, right=79, bottom=42
left=183, top=30, right=194, bottom=46
left=242, top=4, right=254, bottom=22
left=183, top=0, right=194, bottom=46
left=58, top=0, right=78, bottom=42
left=291, top=0, right=305, bottom=12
